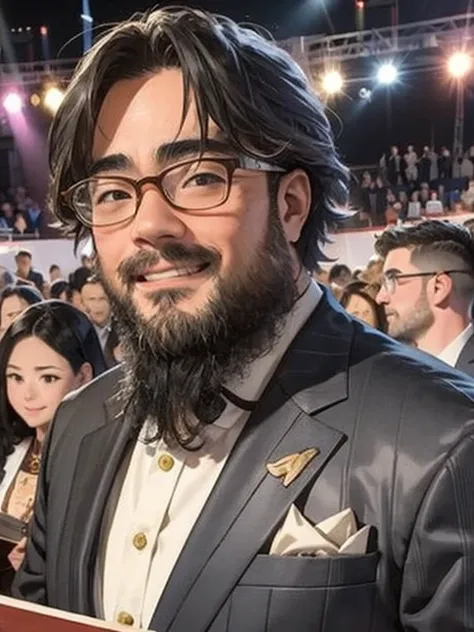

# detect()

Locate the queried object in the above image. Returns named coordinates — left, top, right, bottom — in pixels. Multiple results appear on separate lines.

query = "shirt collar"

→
left=438, top=323, right=473, bottom=367
left=215, top=274, right=322, bottom=429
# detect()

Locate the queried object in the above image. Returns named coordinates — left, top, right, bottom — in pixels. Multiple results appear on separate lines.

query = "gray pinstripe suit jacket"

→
left=13, top=289, right=474, bottom=631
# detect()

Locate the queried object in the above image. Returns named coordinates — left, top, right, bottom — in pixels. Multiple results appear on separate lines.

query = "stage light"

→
left=43, top=87, right=64, bottom=114
left=3, top=93, right=23, bottom=114
left=377, top=63, right=398, bottom=85
left=448, top=52, right=472, bottom=79
left=30, top=93, right=41, bottom=107
left=322, top=70, right=344, bottom=95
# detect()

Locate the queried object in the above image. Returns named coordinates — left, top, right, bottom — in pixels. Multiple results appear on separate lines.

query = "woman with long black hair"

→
left=0, top=300, right=107, bottom=587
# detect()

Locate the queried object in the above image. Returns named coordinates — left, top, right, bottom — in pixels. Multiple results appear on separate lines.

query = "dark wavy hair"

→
left=48, top=6, right=349, bottom=270
left=0, top=301, right=108, bottom=481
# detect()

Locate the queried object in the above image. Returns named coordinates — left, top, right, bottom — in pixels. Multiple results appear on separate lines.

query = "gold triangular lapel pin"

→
left=266, top=447, right=320, bottom=487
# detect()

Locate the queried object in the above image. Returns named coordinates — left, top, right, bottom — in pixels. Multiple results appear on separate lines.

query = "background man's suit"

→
left=13, top=290, right=474, bottom=631
left=456, top=332, right=474, bottom=378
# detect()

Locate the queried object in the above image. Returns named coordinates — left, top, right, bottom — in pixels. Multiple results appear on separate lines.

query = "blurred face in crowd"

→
left=1, top=203, right=13, bottom=218
left=81, top=282, right=111, bottom=327
left=50, top=267, right=62, bottom=283
left=6, top=336, right=91, bottom=441
left=0, top=295, right=30, bottom=334
left=376, top=247, right=434, bottom=344
left=15, top=254, right=32, bottom=277
left=345, top=294, right=378, bottom=328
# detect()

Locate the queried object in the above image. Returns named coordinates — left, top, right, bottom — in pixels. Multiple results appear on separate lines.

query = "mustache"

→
left=117, top=243, right=221, bottom=287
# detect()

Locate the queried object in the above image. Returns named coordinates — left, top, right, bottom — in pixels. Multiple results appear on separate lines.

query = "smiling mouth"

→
left=24, top=407, right=47, bottom=413
left=135, top=263, right=211, bottom=283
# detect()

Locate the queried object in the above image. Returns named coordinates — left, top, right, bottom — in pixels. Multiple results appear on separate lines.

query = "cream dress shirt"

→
left=438, top=323, right=473, bottom=367
left=101, top=277, right=322, bottom=629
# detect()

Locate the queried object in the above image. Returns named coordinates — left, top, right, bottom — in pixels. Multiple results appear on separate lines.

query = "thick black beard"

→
left=96, top=207, right=297, bottom=448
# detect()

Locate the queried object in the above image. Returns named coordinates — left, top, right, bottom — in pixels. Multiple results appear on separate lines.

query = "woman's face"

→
left=6, top=336, right=91, bottom=437
left=345, top=294, right=377, bottom=328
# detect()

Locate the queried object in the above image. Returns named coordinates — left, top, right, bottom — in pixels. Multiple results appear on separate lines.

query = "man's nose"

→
left=376, top=286, right=389, bottom=305
left=130, top=187, right=187, bottom=248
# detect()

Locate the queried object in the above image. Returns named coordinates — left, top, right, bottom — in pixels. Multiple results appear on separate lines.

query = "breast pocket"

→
left=216, top=552, right=380, bottom=632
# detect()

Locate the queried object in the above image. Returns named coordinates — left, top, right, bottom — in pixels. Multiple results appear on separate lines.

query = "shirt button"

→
left=132, top=532, right=147, bottom=551
left=158, top=453, right=175, bottom=472
left=117, top=611, right=134, bottom=625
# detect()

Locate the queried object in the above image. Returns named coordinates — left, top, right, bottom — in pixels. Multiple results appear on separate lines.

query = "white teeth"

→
left=143, top=266, right=201, bottom=282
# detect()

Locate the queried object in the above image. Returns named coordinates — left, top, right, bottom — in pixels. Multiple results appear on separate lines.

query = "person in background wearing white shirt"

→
left=375, top=220, right=474, bottom=375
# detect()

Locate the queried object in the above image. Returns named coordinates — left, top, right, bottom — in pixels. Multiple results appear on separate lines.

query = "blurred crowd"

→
left=351, top=144, right=474, bottom=228
left=0, top=249, right=121, bottom=367
left=0, top=186, right=44, bottom=238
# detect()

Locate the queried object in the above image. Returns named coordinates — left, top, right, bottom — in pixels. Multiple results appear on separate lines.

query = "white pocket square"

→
left=270, top=505, right=371, bottom=557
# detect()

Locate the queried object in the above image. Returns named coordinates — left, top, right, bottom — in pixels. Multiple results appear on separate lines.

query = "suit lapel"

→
left=59, top=390, right=132, bottom=614
left=151, top=293, right=353, bottom=632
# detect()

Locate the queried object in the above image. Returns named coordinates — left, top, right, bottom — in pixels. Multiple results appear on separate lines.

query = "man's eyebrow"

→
left=88, top=135, right=236, bottom=177
left=384, top=268, right=402, bottom=276
left=89, top=154, right=130, bottom=177
left=154, top=137, right=236, bottom=164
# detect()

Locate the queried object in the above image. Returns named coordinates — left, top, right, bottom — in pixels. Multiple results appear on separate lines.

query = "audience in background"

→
left=14, top=250, right=44, bottom=294
left=49, top=264, right=63, bottom=284
left=353, top=143, right=474, bottom=228
left=80, top=277, right=120, bottom=367
left=50, top=279, right=72, bottom=303
left=0, top=187, right=44, bottom=238
left=339, top=281, right=387, bottom=331
left=0, top=286, right=43, bottom=339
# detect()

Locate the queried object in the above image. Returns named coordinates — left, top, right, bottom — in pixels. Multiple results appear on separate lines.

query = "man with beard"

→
left=13, top=7, right=474, bottom=632
left=375, top=221, right=474, bottom=376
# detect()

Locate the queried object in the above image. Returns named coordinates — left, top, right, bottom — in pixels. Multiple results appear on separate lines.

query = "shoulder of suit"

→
left=47, top=365, right=124, bottom=453
left=349, top=324, right=474, bottom=437
left=63, top=363, right=123, bottom=404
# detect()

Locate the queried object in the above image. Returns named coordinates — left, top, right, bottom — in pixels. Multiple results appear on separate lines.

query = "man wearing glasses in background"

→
left=376, top=221, right=474, bottom=376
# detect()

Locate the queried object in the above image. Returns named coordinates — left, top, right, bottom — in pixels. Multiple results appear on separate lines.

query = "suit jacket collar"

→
left=151, top=289, right=353, bottom=632
left=455, top=331, right=474, bottom=375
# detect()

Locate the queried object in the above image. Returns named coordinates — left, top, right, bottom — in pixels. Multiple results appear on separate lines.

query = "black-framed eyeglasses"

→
left=381, top=269, right=472, bottom=294
left=61, top=155, right=286, bottom=228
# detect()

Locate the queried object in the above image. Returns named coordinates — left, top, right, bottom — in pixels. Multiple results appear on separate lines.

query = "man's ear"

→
left=429, top=272, right=453, bottom=307
left=275, top=169, right=311, bottom=244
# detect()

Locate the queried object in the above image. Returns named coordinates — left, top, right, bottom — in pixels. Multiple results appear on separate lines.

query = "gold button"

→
left=133, top=532, right=147, bottom=551
left=117, top=611, right=134, bottom=626
left=158, top=453, right=174, bottom=472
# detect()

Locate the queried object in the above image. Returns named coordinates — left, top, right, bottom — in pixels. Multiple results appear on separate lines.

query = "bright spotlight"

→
left=3, top=92, right=23, bottom=114
left=44, top=87, right=64, bottom=114
left=322, top=70, right=344, bottom=95
left=448, top=52, right=472, bottom=79
left=377, top=63, right=398, bottom=85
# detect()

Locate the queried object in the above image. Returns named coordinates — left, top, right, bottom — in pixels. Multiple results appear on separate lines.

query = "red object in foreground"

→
left=0, top=596, right=148, bottom=632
